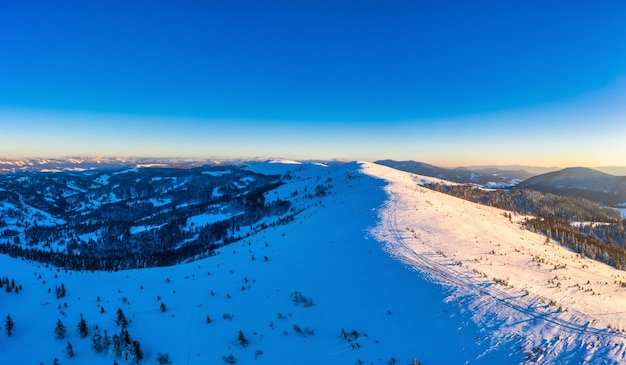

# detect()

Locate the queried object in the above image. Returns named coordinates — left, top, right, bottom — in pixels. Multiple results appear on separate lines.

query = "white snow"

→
left=211, top=187, right=223, bottom=198
left=2, top=161, right=625, bottom=364
left=79, top=231, right=99, bottom=243
left=94, top=174, right=110, bottom=185
left=202, top=170, right=232, bottom=176
left=362, top=162, right=626, bottom=364
left=269, top=159, right=301, bottom=165
left=186, top=212, right=234, bottom=229
left=66, top=182, right=87, bottom=193
left=485, top=179, right=522, bottom=188
left=148, top=198, right=171, bottom=207
left=130, top=224, right=165, bottom=235
left=615, top=203, right=626, bottom=218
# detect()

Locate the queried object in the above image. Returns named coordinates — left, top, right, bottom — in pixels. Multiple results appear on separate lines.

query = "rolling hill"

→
left=518, top=167, right=626, bottom=206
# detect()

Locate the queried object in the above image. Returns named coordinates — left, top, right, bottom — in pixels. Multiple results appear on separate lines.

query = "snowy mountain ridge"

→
left=1, top=161, right=626, bottom=364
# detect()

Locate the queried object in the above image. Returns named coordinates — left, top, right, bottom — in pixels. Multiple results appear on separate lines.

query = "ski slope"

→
left=1, top=161, right=624, bottom=364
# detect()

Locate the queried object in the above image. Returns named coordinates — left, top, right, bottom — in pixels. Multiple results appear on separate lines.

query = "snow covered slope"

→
left=2, top=161, right=625, bottom=364
left=363, top=162, right=626, bottom=364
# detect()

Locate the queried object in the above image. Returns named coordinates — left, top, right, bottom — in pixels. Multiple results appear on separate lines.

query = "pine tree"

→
left=91, top=329, right=104, bottom=353
left=55, top=283, right=66, bottom=299
left=52, top=357, right=59, bottom=365
left=102, top=329, right=111, bottom=351
left=109, top=333, right=122, bottom=359
left=115, top=308, right=128, bottom=328
left=77, top=314, right=89, bottom=338
left=65, top=341, right=74, bottom=358
left=237, top=330, right=248, bottom=347
left=55, top=319, right=67, bottom=339
left=5, top=315, right=14, bottom=336
left=128, top=340, right=143, bottom=363
left=160, top=302, right=167, bottom=312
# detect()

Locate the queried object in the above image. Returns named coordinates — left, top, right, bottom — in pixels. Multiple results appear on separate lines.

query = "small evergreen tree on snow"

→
left=120, top=328, right=131, bottom=346
left=91, top=329, right=104, bottom=353
left=55, top=283, right=66, bottom=299
left=109, top=333, right=123, bottom=358
left=157, top=353, right=171, bottom=364
left=127, top=340, right=143, bottom=363
left=237, top=330, right=248, bottom=347
left=52, top=357, right=60, bottom=365
left=102, top=329, right=111, bottom=352
left=160, top=302, right=167, bottom=312
left=55, top=319, right=67, bottom=339
left=65, top=341, right=74, bottom=358
left=5, top=315, right=14, bottom=337
left=77, top=314, right=89, bottom=338
left=115, top=308, right=128, bottom=328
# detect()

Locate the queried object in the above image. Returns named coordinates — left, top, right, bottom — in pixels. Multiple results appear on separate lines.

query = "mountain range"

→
left=376, top=159, right=626, bottom=207
left=375, top=159, right=534, bottom=188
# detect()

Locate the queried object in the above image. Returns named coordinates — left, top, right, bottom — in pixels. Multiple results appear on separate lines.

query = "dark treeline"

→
left=525, top=217, right=626, bottom=270
left=424, top=182, right=626, bottom=270
left=0, top=209, right=300, bottom=271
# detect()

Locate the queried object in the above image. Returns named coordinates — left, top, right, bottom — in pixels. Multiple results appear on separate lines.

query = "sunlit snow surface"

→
left=2, top=161, right=624, bottom=364
left=363, top=162, right=626, bottom=364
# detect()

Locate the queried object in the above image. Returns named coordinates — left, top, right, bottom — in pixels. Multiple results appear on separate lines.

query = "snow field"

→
left=0, top=161, right=520, bottom=365
left=363, top=162, right=626, bottom=364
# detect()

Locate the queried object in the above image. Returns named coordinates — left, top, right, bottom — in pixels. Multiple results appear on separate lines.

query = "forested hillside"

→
left=0, top=165, right=292, bottom=270
left=424, top=182, right=626, bottom=270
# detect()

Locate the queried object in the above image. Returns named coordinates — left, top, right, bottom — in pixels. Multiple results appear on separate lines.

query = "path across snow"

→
left=362, top=162, right=626, bottom=364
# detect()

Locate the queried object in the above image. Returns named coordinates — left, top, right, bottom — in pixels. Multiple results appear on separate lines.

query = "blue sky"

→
left=1, top=1, right=625, bottom=167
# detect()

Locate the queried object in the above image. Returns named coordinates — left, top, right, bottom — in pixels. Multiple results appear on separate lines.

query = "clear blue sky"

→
left=1, top=1, right=625, bottom=167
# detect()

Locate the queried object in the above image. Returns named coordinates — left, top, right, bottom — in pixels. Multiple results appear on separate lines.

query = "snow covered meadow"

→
left=1, top=161, right=624, bottom=364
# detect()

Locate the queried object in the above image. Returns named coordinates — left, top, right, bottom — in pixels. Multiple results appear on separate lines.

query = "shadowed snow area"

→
left=3, top=161, right=624, bottom=364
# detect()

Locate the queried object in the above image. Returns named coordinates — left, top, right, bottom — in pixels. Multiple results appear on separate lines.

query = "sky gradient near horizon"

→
left=1, top=1, right=625, bottom=167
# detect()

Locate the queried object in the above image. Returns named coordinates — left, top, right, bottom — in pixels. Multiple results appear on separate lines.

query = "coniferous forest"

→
left=0, top=165, right=291, bottom=270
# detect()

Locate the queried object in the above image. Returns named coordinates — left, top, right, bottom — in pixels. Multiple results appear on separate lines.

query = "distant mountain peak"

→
left=517, top=167, right=626, bottom=205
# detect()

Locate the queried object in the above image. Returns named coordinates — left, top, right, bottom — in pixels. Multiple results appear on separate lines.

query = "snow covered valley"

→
left=1, top=161, right=625, bottom=364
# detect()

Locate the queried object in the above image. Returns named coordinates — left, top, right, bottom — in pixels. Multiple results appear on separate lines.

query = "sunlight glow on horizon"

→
left=2, top=85, right=625, bottom=169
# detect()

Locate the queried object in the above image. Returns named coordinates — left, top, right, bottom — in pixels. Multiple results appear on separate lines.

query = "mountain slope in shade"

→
left=518, top=167, right=626, bottom=206
left=375, top=159, right=534, bottom=187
